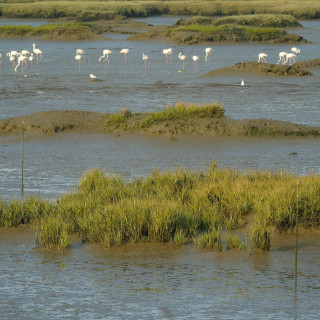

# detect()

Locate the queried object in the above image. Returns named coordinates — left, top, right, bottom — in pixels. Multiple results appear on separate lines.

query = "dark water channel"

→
left=1, top=17, right=320, bottom=319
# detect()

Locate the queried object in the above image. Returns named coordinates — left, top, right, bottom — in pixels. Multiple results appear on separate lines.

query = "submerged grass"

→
left=1, top=164, right=320, bottom=251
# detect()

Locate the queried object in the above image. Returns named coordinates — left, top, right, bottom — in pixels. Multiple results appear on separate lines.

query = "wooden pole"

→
left=294, top=179, right=299, bottom=300
left=21, top=121, right=24, bottom=195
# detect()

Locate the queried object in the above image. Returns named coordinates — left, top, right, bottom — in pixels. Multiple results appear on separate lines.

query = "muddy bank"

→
left=1, top=110, right=320, bottom=137
left=203, top=59, right=320, bottom=77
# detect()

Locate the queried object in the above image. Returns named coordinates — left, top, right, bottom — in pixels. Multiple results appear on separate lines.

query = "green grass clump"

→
left=226, top=233, right=246, bottom=250
left=250, top=222, right=271, bottom=251
left=198, top=228, right=222, bottom=251
left=2, top=163, right=320, bottom=251
left=105, top=108, right=132, bottom=127
left=140, top=102, right=225, bottom=128
left=36, top=215, right=71, bottom=250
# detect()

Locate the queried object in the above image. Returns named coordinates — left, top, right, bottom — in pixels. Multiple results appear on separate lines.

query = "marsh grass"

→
left=105, top=108, right=132, bottom=127
left=0, top=1, right=319, bottom=20
left=184, top=14, right=301, bottom=28
left=2, top=164, right=320, bottom=251
left=0, top=22, right=94, bottom=37
left=139, top=102, right=225, bottom=128
left=226, top=233, right=246, bottom=250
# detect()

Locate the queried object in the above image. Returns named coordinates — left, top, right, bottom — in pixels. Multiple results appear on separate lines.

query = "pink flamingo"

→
left=76, top=49, right=85, bottom=63
left=14, top=55, right=28, bottom=72
left=192, top=55, right=199, bottom=71
left=179, top=52, right=187, bottom=71
left=32, top=43, right=42, bottom=64
left=120, top=48, right=129, bottom=63
left=0, top=53, right=2, bottom=68
left=291, top=47, right=301, bottom=54
left=284, top=53, right=296, bottom=65
left=205, top=47, right=213, bottom=62
left=75, top=53, right=83, bottom=70
left=142, top=53, right=149, bottom=70
left=99, top=49, right=112, bottom=64
left=258, top=53, right=268, bottom=63
left=277, top=52, right=287, bottom=65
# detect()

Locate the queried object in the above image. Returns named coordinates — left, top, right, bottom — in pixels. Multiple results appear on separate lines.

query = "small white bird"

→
left=241, top=79, right=245, bottom=87
left=90, top=74, right=97, bottom=79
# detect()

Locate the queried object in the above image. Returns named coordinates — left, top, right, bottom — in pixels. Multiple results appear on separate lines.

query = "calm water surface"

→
left=1, top=17, right=320, bottom=320
left=1, top=228, right=320, bottom=319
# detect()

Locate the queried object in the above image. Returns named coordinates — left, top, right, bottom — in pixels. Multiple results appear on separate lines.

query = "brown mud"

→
left=1, top=110, right=319, bottom=137
left=203, top=59, right=320, bottom=77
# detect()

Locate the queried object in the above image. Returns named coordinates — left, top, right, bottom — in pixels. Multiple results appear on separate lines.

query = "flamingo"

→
left=163, top=48, right=172, bottom=63
left=0, top=53, right=2, bottom=67
left=120, top=48, right=129, bottom=63
left=192, top=55, right=199, bottom=71
left=6, top=50, right=20, bottom=58
left=205, top=47, right=213, bottom=62
left=99, top=49, right=112, bottom=64
left=75, top=53, right=83, bottom=70
left=163, top=49, right=170, bottom=63
left=179, top=52, right=187, bottom=71
left=75, top=49, right=85, bottom=63
left=21, top=50, right=31, bottom=56
left=29, top=53, right=34, bottom=64
left=241, top=79, right=245, bottom=87
left=277, top=52, right=288, bottom=65
left=32, top=43, right=42, bottom=64
left=14, top=55, right=28, bottom=72
left=142, top=53, right=149, bottom=70
left=284, top=53, right=296, bottom=65
left=258, top=53, right=268, bottom=63
left=291, top=47, right=301, bottom=54
left=6, top=52, right=17, bottom=68
left=167, top=48, right=173, bottom=63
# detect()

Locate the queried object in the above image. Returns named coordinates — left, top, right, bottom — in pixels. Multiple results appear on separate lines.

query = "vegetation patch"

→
left=0, top=1, right=320, bottom=20
left=1, top=164, right=320, bottom=251
left=0, top=22, right=103, bottom=40
left=204, top=61, right=314, bottom=77
left=165, top=24, right=304, bottom=44
left=139, top=102, right=225, bottom=128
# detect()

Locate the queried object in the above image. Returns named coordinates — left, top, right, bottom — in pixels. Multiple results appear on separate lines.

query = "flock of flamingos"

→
left=0, top=43, right=301, bottom=75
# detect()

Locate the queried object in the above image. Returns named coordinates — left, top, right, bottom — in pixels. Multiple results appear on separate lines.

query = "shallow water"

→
left=1, top=134, right=319, bottom=200
left=1, top=16, right=320, bottom=320
left=1, top=228, right=320, bottom=319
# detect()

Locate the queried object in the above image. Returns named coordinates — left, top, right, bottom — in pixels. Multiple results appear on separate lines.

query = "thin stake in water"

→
left=295, top=179, right=299, bottom=300
left=21, top=121, right=24, bottom=194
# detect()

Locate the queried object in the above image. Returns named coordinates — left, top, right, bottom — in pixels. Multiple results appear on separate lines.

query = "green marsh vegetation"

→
left=0, top=22, right=102, bottom=39
left=165, top=14, right=305, bottom=43
left=0, top=1, right=320, bottom=20
left=1, top=164, right=319, bottom=251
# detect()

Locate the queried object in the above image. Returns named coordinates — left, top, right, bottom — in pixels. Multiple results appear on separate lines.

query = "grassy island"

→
left=0, top=164, right=319, bottom=251
left=1, top=102, right=320, bottom=137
